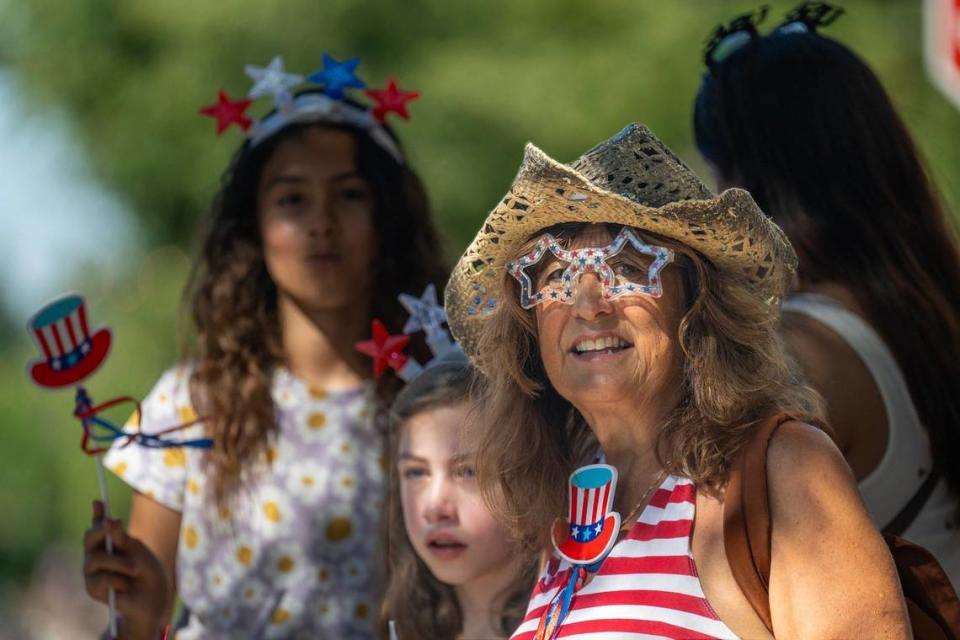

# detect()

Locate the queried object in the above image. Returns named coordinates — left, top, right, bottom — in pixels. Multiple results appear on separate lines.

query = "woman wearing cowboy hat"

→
left=445, top=124, right=910, bottom=638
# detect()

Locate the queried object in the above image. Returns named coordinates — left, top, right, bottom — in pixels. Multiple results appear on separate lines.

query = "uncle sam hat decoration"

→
left=27, top=294, right=112, bottom=389
left=551, top=464, right=621, bottom=565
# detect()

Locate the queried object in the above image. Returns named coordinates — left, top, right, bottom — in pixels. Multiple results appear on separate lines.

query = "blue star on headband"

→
left=398, top=284, right=447, bottom=336
left=308, top=53, right=366, bottom=99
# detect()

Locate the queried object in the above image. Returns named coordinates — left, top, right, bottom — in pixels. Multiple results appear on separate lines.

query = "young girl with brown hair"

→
left=381, top=355, right=534, bottom=639
left=81, top=56, right=447, bottom=638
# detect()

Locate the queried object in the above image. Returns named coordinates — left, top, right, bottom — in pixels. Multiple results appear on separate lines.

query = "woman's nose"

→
left=571, top=273, right=613, bottom=320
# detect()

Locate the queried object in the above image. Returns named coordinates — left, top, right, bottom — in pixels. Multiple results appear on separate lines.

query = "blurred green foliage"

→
left=1, top=0, right=959, bottom=586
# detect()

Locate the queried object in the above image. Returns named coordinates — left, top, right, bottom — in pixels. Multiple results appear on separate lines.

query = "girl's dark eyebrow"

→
left=398, top=452, right=427, bottom=463
left=264, top=174, right=308, bottom=188
left=264, top=170, right=363, bottom=189
left=329, top=171, right=364, bottom=184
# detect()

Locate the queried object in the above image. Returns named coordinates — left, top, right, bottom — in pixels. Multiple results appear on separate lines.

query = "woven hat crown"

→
left=568, top=124, right=714, bottom=208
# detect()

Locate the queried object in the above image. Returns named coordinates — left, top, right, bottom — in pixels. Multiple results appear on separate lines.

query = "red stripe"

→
left=600, top=554, right=697, bottom=577
left=78, top=303, right=90, bottom=338
left=648, top=482, right=695, bottom=509
left=64, top=314, right=79, bottom=350
left=579, top=487, right=589, bottom=525
left=570, top=486, right=577, bottom=522
left=599, top=482, right=610, bottom=520
left=624, top=518, right=693, bottom=542
left=34, top=329, right=52, bottom=359
left=591, top=486, right=600, bottom=523
left=954, top=0, right=960, bottom=73
left=50, top=323, right=65, bottom=355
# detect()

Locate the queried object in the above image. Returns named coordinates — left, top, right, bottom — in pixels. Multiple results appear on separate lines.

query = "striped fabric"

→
left=511, top=475, right=738, bottom=640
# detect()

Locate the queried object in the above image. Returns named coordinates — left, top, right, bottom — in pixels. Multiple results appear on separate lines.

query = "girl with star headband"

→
left=82, top=53, right=447, bottom=638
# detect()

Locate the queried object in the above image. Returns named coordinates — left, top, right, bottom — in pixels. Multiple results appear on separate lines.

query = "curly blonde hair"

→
left=471, top=222, right=822, bottom=549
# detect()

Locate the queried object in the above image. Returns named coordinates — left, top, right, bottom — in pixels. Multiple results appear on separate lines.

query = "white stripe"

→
left=586, top=488, right=596, bottom=525
left=512, top=616, right=542, bottom=636
left=580, top=572, right=709, bottom=599
left=636, top=500, right=695, bottom=525
left=609, top=535, right=690, bottom=559
left=58, top=318, right=72, bottom=349
left=576, top=486, right=585, bottom=525
left=69, top=309, right=82, bottom=347
left=561, top=604, right=737, bottom=639
left=658, top=475, right=691, bottom=492
left=527, top=584, right=563, bottom=612
left=42, top=325, right=62, bottom=357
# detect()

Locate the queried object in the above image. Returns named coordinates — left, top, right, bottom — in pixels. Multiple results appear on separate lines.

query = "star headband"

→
left=199, top=53, right=420, bottom=164
left=355, top=283, right=461, bottom=381
left=507, top=228, right=675, bottom=309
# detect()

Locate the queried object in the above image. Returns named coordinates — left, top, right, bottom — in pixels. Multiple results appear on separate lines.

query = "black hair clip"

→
left=704, top=5, right=769, bottom=71
left=778, top=1, right=845, bottom=34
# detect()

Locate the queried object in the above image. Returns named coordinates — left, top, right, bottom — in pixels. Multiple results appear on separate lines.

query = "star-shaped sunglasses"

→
left=507, top=228, right=675, bottom=309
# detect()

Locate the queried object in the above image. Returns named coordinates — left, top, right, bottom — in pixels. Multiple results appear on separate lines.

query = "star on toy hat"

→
left=245, top=55, right=304, bottom=107
left=308, top=53, right=366, bottom=99
left=198, top=88, right=254, bottom=135
left=354, top=319, right=411, bottom=377
left=365, top=77, right=420, bottom=122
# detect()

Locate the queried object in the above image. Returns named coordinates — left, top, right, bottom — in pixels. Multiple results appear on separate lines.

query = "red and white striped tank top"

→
left=510, top=475, right=738, bottom=640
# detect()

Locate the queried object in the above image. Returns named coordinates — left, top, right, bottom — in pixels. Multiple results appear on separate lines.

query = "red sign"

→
left=925, top=0, right=960, bottom=110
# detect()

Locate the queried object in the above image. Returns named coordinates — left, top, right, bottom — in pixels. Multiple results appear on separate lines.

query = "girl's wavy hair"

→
left=183, top=95, right=448, bottom=504
left=695, top=4, right=960, bottom=505
left=380, top=360, right=535, bottom=639
left=471, top=223, right=822, bottom=549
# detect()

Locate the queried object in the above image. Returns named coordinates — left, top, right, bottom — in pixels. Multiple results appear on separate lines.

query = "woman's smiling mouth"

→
left=570, top=335, right=634, bottom=360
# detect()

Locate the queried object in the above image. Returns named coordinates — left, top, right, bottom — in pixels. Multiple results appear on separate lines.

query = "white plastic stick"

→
left=95, top=455, right=118, bottom=639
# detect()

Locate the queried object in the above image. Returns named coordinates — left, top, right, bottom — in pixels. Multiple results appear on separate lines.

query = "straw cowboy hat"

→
left=445, top=123, right=796, bottom=359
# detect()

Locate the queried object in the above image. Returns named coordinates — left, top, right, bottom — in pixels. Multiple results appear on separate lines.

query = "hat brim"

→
left=445, top=140, right=796, bottom=361
left=29, top=328, right=112, bottom=389
left=551, top=513, right=622, bottom=566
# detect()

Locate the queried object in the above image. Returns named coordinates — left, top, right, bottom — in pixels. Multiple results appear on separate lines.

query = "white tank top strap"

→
left=782, top=293, right=933, bottom=529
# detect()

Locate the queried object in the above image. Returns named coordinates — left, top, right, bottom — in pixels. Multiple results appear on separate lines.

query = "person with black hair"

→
left=694, top=2, right=960, bottom=583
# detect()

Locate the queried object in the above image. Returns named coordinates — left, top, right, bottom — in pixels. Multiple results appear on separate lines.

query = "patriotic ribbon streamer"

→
left=73, top=387, right=213, bottom=456
left=534, top=559, right=605, bottom=640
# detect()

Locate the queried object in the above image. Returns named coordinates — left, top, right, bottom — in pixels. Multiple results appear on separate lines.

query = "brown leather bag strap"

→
left=723, top=412, right=823, bottom=634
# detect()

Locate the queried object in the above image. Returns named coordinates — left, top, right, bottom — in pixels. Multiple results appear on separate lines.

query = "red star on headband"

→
left=199, top=88, right=253, bottom=135
left=354, top=319, right=411, bottom=377
left=365, top=77, right=420, bottom=122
